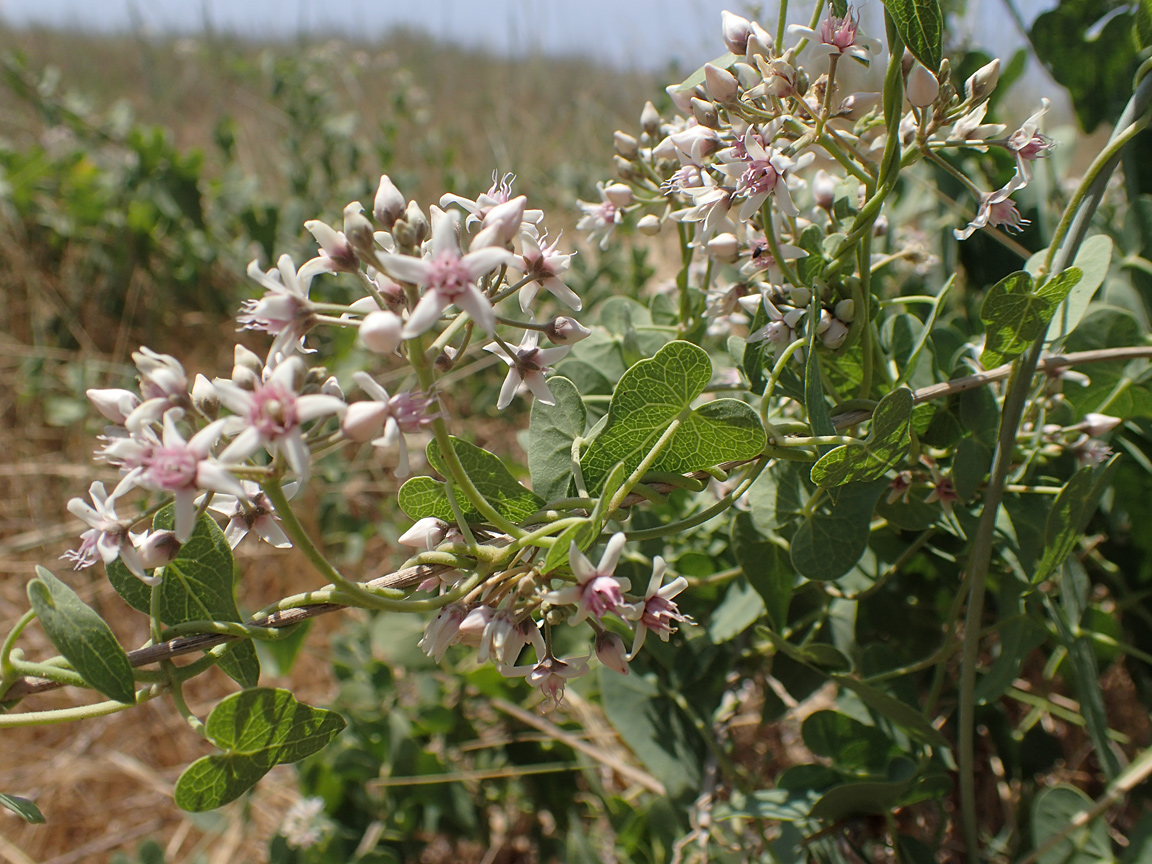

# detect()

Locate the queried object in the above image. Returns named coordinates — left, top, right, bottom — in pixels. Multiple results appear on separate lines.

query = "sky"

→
left=0, top=0, right=1058, bottom=73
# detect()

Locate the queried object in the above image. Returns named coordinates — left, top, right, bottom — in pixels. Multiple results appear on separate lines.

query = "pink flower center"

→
left=641, top=595, right=686, bottom=636
left=250, top=382, right=299, bottom=439
left=740, top=161, right=779, bottom=197
left=988, top=200, right=1027, bottom=233
left=820, top=14, right=859, bottom=51
left=426, top=251, right=473, bottom=301
left=388, top=391, right=436, bottom=433
left=581, top=575, right=625, bottom=620
left=144, top=445, right=199, bottom=490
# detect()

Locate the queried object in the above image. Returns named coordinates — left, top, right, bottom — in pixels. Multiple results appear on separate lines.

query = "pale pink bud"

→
left=473, top=195, right=527, bottom=248
left=614, top=131, right=639, bottom=159
left=341, top=401, right=387, bottom=442
left=721, top=10, right=753, bottom=55
left=707, top=232, right=740, bottom=263
left=400, top=517, right=449, bottom=550
left=373, top=174, right=406, bottom=230
left=545, top=316, right=592, bottom=345
left=234, top=343, right=263, bottom=376
left=603, top=184, right=633, bottom=208
left=637, top=214, right=662, bottom=236
left=458, top=606, right=493, bottom=644
left=359, top=309, right=403, bottom=354
left=907, top=63, right=940, bottom=108
left=745, top=26, right=773, bottom=59
left=812, top=169, right=836, bottom=210
left=665, top=84, right=694, bottom=115
left=821, top=318, right=849, bottom=349
left=191, top=374, right=219, bottom=419
left=595, top=630, right=630, bottom=676
left=640, top=101, right=661, bottom=137
left=704, top=63, right=739, bottom=103
left=343, top=202, right=376, bottom=259
left=87, top=388, right=140, bottom=424
left=1080, top=413, right=1122, bottom=438
left=965, top=58, right=1000, bottom=102
left=690, top=97, right=718, bottom=128
left=134, top=529, right=181, bottom=570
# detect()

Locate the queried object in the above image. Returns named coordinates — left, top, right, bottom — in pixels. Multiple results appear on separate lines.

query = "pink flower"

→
left=1004, top=98, right=1056, bottom=192
left=342, top=371, right=437, bottom=478
left=63, top=478, right=157, bottom=585
left=576, top=182, right=627, bottom=250
left=789, top=10, right=882, bottom=64
left=716, top=130, right=813, bottom=220
left=440, top=171, right=543, bottom=229
left=483, top=330, right=570, bottom=411
left=377, top=211, right=514, bottom=338
left=502, top=652, right=590, bottom=709
left=543, top=532, right=632, bottom=625
left=418, top=604, right=467, bottom=662
left=215, top=356, right=347, bottom=483
left=238, top=255, right=332, bottom=356
left=122, top=348, right=190, bottom=433
left=624, top=556, right=690, bottom=658
left=954, top=185, right=1029, bottom=240
left=510, top=229, right=580, bottom=312
left=202, top=480, right=295, bottom=549
left=595, top=630, right=630, bottom=675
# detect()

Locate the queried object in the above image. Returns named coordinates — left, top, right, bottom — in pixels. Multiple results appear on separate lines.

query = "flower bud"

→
left=603, top=183, right=633, bottom=208
left=707, top=232, right=740, bottom=263
left=637, top=214, right=662, bottom=236
left=343, top=202, right=377, bottom=262
left=342, top=401, right=388, bottom=442
left=788, top=286, right=812, bottom=307
left=134, top=529, right=181, bottom=570
left=473, top=195, right=526, bottom=249
left=704, top=63, right=739, bottom=103
left=304, top=219, right=357, bottom=271
left=746, top=26, right=773, bottom=59
left=640, top=100, right=661, bottom=137
left=907, top=63, right=940, bottom=109
left=400, top=517, right=449, bottom=550
left=596, top=630, right=630, bottom=675
left=545, top=316, right=592, bottom=345
left=614, top=130, right=639, bottom=160
left=191, top=374, right=219, bottom=419
left=613, top=155, right=639, bottom=182
left=834, top=298, right=855, bottom=322
left=812, top=169, right=836, bottom=210
left=434, top=346, right=457, bottom=372
left=87, top=388, right=140, bottom=425
left=458, top=606, right=493, bottom=644
left=359, top=309, right=404, bottom=354
left=404, top=200, right=430, bottom=246
left=873, top=215, right=889, bottom=237
left=373, top=174, right=405, bottom=230
left=665, top=84, right=694, bottom=115
left=965, top=58, right=1000, bottom=103
left=321, top=375, right=343, bottom=400
left=1079, top=413, right=1122, bottom=437
left=233, top=344, right=264, bottom=388
left=821, top=318, right=849, bottom=349
left=690, top=97, right=719, bottom=128
left=721, top=10, right=752, bottom=55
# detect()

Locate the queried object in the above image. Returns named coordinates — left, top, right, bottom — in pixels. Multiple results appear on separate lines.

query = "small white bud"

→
left=640, top=100, right=661, bottom=137
left=812, top=169, right=836, bottom=210
left=404, top=200, right=430, bottom=246
left=788, top=286, right=812, bottom=307
left=596, top=631, right=630, bottom=675
left=321, top=376, right=343, bottom=400
left=373, top=174, right=406, bottom=230
left=472, top=195, right=526, bottom=249
left=1080, top=413, right=1122, bottom=437
left=834, top=299, right=856, bottom=322
left=614, top=131, right=639, bottom=159
left=603, top=183, right=633, bottom=208
left=637, top=214, right=662, bottom=236
left=665, top=84, right=694, bottom=115
left=720, top=10, right=752, bottom=55
left=134, top=530, right=181, bottom=570
left=745, top=27, right=773, bottom=59
left=965, top=58, right=1000, bottom=103
left=399, top=517, right=449, bottom=550
left=690, top=97, right=719, bottom=128
left=191, top=374, right=219, bottom=419
left=707, top=232, right=740, bottom=263
left=821, top=318, right=849, bottom=349
left=545, top=317, right=592, bottom=345
left=359, top=310, right=404, bottom=354
left=704, top=63, right=739, bottom=103
left=907, top=63, right=940, bottom=109
left=87, top=388, right=140, bottom=425
left=341, top=401, right=387, bottom=442
left=234, top=344, right=264, bottom=376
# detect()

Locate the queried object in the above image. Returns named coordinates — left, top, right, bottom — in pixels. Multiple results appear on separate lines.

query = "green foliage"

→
left=174, top=688, right=346, bottom=812
left=27, top=566, right=136, bottom=704
left=528, top=376, right=586, bottom=503
left=0, top=792, right=45, bottom=824
left=881, top=0, right=944, bottom=72
left=980, top=268, right=1081, bottom=368
left=810, top=388, right=913, bottom=487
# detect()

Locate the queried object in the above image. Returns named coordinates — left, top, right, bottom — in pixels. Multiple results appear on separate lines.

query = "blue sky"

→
left=0, top=0, right=1057, bottom=72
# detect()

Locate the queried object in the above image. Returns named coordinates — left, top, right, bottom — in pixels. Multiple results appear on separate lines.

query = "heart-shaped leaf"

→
left=980, top=268, right=1082, bottom=368
left=791, top=479, right=887, bottom=580
left=882, top=0, right=943, bottom=72
left=528, top=376, right=586, bottom=504
left=579, top=341, right=764, bottom=493
left=107, top=508, right=259, bottom=688
left=27, top=566, right=136, bottom=704
left=810, top=389, right=913, bottom=487
left=174, top=688, right=345, bottom=812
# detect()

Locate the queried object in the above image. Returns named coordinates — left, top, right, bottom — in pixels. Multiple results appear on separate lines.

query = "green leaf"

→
left=1031, top=785, right=1115, bottom=864
left=599, top=668, right=704, bottom=798
left=742, top=301, right=771, bottom=393
left=810, top=389, right=912, bottom=487
left=397, top=438, right=545, bottom=524
left=731, top=511, right=793, bottom=628
left=673, top=51, right=738, bottom=92
left=802, top=710, right=899, bottom=773
left=599, top=296, right=673, bottom=360
left=1025, top=235, right=1113, bottom=344
left=761, top=627, right=851, bottom=671
left=541, top=519, right=597, bottom=575
left=980, top=268, right=1082, bottom=368
left=579, top=341, right=764, bottom=493
left=895, top=275, right=954, bottom=388
left=528, top=376, right=585, bottom=504
left=882, top=0, right=943, bottom=71
left=110, top=508, right=257, bottom=688
left=174, top=688, right=346, bottom=812
left=804, top=301, right=835, bottom=443
left=791, top=480, right=887, bottom=581
left=708, top=578, right=765, bottom=643
left=1033, top=456, right=1119, bottom=583
left=831, top=675, right=950, bottom=747
left=952, top=437, right=991, bottom=503
left=884, top=0, right=940, bottom=71
left=27, top=566, right=136, bottom=704
left=809, top=769, right=950, bottom=821
left=0, top=793, right=45, bottom=823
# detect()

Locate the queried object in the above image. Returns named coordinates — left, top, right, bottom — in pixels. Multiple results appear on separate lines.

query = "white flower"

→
left=576, top=182, right=627, bottom=250
left=483, top=330, right=570, bottom=411
left=342, top=372, right=437, bottom=478
left=623, top=556, right=690, bottom=658
left=510, top=229, right=580, bottom=312
left=63, top=478, right=157, bottom=585
left=543, top=532, right=631, bottom=625
left=214, top=356, right=347, bottom=483
left=716, top=130, right=814, bottom=220
left=202, top=480, right=295, bottom=549
left=789, top=10, right=882, bottom=64
left=237, top=255, right=332, bottom=357
left=123, top=348, right=189, bottom=433
left=954, top=185, right=1029, bottom=241
left=377, top=210, right=513, bottom=338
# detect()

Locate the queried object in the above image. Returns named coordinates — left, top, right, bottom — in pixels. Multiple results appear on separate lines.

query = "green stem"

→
left=0, top=685, right=163, bottom=728
left=624, top=458, right=769, bottom=542
left=9, top=658, right=88, bottom=689
left=606, top=418, right=684, bottom=516
left=161, top=620, right=303, bottom=641
left=759, top=198, right=803, bottom=289
left=0, top=609, right=35, bottom=687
